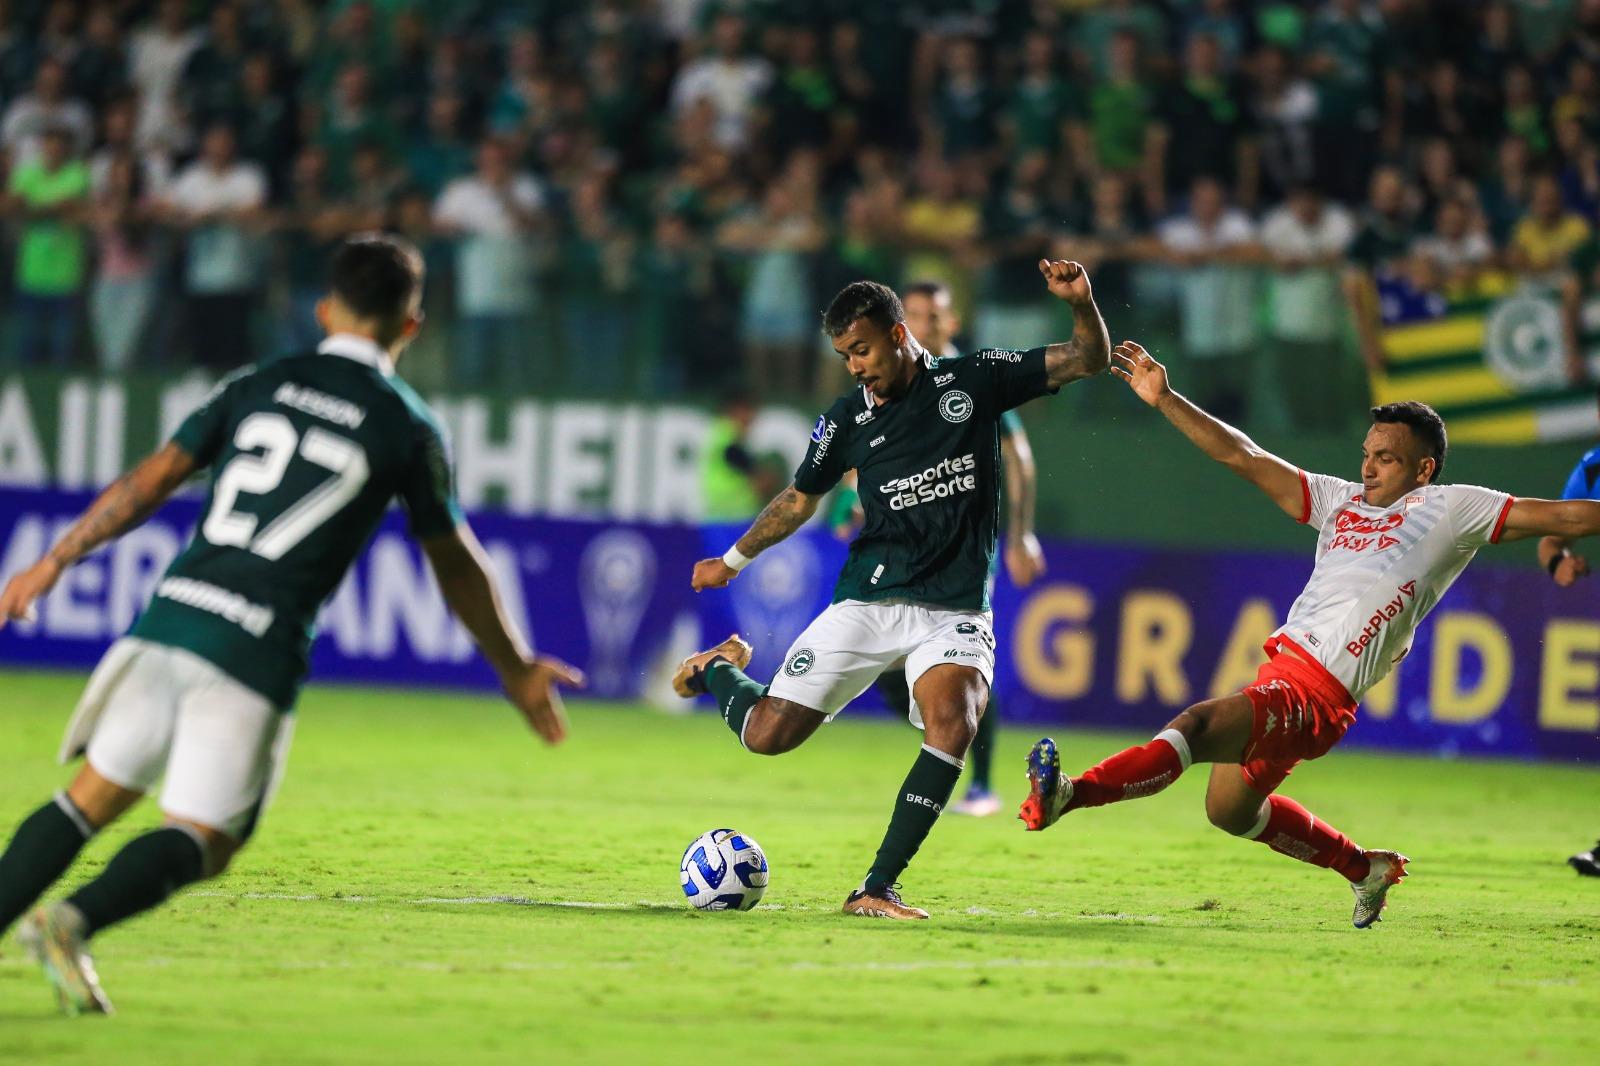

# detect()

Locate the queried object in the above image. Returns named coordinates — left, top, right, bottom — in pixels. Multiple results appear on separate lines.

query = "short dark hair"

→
left=1371, top=401, right=1448, bottom=482
left=821, top=280, right=903, bottom=338
left=329, top=233, right=423, bottom=337
left=902, top=280, right=950, bottom=303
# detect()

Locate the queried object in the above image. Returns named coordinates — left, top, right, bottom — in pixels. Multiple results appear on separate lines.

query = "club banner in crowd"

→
left=2, top=489, right=1597, bottom=765
left=1371, top=282, right=1600, bottom=445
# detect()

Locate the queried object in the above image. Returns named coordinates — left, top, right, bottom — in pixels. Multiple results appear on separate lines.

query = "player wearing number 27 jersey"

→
left=0, top=235, right=583, bottom=1016
left=1021, top=340, right=1600, bottom=929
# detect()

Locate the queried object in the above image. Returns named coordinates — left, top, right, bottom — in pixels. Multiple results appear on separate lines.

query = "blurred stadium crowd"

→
left=1, top=0, right=1599, bottom=424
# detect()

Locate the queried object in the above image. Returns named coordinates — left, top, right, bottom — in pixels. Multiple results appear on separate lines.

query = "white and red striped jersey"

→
left=1270, top=472, right=1514, bottom=700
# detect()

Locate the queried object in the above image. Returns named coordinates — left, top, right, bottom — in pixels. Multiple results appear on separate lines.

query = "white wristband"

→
left=722, top=546, right=754, bottom=572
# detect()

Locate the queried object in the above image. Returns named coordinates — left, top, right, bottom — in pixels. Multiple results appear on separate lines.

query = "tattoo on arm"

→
left=47, top=445, right=194, bottom=569
left=1044, top=301, right=1111, bottom=388
left=735, top=485, right=817, bottom=557
left=49, top=478, right=159, bottom=568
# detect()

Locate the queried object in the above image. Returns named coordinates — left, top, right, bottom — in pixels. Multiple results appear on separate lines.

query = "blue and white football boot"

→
left=1018, top=737, right=1072, bottom=831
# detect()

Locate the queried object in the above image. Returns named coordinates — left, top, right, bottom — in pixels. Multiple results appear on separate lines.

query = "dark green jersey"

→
left=130, top=336, right=463, bottom=708
left=793, top=347, right=1055, bottom=610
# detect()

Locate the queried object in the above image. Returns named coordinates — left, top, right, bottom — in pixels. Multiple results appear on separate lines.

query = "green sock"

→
left=67, top=827, right=205, bottom=936
left=0, top=793, right=94, bottom=936
left=969, top=695, right=998, bottom=792
left=865, top=744, right=963, bottom=890
left=706, top=661, right=767, bottom=748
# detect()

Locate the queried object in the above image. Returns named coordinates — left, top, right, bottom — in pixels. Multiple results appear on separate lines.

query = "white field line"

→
left=6, top=954, right=1160, bottom=977
left=186, top=890, right=1164, bottom=922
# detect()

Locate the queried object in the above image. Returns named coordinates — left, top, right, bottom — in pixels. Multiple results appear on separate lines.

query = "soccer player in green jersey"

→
left=673, top=261, right=1108, bottom=919
left=0, top=234, right=583, bottom=1014
left=829, top=281, right=1048, bottom=817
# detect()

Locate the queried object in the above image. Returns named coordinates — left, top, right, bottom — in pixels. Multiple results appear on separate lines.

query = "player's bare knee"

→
left=165, top=818, right=241, bottom=879
left=1206, top=798, right=1255, bottom=835
left=68, top=763, right=144, bottom=829
left=740, top=699, right=812, bottom=756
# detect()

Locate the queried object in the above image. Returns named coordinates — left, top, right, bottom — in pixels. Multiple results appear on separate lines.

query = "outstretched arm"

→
left=1110, top=341, right=1304, bottom=519
left=1037, top=259, right=1111, bottom=389
left=1498, top=498, right=1600, bottom=544
left=422, top=524, right=585, bottom=744
left=0, top=442, right=198, bottom=628
left=692, top=484, right=821, bottom=591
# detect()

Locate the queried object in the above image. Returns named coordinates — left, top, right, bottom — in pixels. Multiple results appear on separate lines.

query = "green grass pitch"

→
left=1, top=669, right=1598, bottom=1065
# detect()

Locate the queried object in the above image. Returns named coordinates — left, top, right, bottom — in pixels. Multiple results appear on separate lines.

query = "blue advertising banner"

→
left=2, top=488, right=1598, bottom=764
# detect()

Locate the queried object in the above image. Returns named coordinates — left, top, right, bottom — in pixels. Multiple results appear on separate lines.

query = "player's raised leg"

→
left=674, top=635, right=831, bottom=755
left=843, top=663, right=986, bottom=919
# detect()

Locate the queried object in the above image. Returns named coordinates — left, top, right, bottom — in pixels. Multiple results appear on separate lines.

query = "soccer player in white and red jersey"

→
left=1021, top=340, right=1600, bottom=928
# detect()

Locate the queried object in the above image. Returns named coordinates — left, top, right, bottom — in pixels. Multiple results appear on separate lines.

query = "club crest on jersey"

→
left=785, top=649, right=816, bottom=677
left=938, top=390, right=973, bottom=424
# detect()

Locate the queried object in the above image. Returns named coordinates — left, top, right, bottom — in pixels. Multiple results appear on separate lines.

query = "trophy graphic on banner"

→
left=579, top=529, right=657, bottom=695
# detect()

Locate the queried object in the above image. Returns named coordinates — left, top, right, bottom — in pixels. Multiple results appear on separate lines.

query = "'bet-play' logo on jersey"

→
left=1345, top=580, right=1418, bottom=657
left=938, top=390, right=973, bottom=424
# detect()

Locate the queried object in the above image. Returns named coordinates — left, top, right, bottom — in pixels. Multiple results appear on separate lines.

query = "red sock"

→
left=1066, top=729, right=1191, bottom=811
left=1251, top=794, right=1370, bottom=882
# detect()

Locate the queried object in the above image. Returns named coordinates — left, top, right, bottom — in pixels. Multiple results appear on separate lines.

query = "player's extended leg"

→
left=1207, top=764, right=1408, bottom=928
left=842, top=663, right=987, bottom=920
left=0, top=764, right=142, bottom=939
left=1020, top=691, right=1256, bottom=830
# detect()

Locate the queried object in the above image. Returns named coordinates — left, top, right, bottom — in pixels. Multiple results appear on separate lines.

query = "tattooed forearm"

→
left=1044, top=299, right=1111, bottom=388
left=735, top=485, right=819, bottom=558
left=48, top=477, right=159, bottom=569
left=46, top=443, right=195, bottom=569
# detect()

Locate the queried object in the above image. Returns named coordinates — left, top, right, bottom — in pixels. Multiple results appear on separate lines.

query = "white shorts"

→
left=64, top=638, right=294, bottom=840
left=766, top=600, right=995, bottom=725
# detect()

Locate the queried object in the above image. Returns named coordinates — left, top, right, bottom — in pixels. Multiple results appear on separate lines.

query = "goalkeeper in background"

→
left=828, top=281, right=1047, bottom=816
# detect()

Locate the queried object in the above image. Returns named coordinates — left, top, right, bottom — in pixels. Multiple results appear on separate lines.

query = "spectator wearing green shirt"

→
left=1001, top=30, right=1080, bottom=161
left=1305, top=0, right=1385, bottom=202
left=1088, top=30, right=1161, bottom=211
left=5, top=127, right=90, bottom=366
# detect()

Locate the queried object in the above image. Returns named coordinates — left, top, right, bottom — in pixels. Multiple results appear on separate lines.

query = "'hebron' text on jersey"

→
left=793, top=347, right=1055, bottom=610
left=130, top=334, right=463, bottom=708
left=1272, top=471, right=1513, bottom=700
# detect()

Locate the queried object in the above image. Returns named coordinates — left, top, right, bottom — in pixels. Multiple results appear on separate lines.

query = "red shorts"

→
left=1239, top=637, right=1359, bottom=794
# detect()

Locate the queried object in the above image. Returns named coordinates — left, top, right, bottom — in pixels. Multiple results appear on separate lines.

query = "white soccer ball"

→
left=679, top=828, right=769, bottom=911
